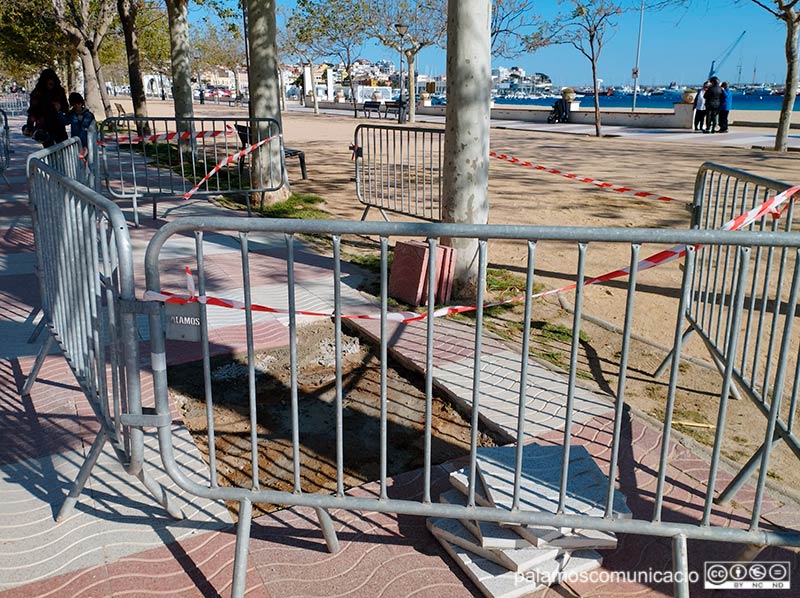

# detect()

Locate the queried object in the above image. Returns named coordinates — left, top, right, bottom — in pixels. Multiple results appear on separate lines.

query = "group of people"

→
left=22, top=68, right=96, bottom=148
left=693, top=76, right=733, bottom=134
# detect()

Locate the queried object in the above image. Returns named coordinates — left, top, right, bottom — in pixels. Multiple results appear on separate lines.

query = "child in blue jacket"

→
left=64, top=92, right=96, bottom=147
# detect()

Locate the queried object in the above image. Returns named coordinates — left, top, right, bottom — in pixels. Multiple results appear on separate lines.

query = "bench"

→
left=234, top=124, right=307, bottom=179
left=114, top=102, right=127, bottom=117
left=362, top=101, right=382, bottom=118
left=384, top=100, right=407, bottom=122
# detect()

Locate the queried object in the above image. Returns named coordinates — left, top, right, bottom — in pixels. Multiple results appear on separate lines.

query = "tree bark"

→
left=441, top=0, right=491, bottom=299
left=775, top=15, right=799, bottom=152
left=118, top=0, right=149, bottom=130
left=89, top=42, right=113, bottom=118
left=247, top=0, right=290, bottom=204
left=79, top=43, right=104, bottom=117
left=165, top=0, right=194, bottom=126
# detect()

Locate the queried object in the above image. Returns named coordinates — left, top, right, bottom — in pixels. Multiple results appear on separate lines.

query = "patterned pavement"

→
left=1, top=112, right=799, bottom=598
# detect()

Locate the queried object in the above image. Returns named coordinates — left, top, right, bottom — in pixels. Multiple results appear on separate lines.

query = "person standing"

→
left=703, top=76, right=723, bottom=134
left=23, top=68, right=68, bottom=147
left=719, top=81, right=732, bottom=133
left=63, top=92, right=96, bottom=148
left=693, top=82, right=708, bottom=131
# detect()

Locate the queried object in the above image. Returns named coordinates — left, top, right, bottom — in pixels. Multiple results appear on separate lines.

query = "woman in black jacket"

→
left=23, top=68, right=68, bottom=147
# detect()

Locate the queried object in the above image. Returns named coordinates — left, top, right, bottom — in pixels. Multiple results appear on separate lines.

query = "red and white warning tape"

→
left=143, top=186, right=800, bottom=324
left=114, top=125, right=237, bottom=145
left=489, top=151, right=679, bottom=203
left=181, top=134, right=281, bottom=200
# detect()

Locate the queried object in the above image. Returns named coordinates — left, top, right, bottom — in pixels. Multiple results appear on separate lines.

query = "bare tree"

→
left=550, top=0, right=622, bottom=137
left=281, top=7, right=325, bottom=114
left=52, top=0, right=117, bottom=118
left=492, top=0, right=544, bottom=58
left=364, top=1, right=448, bottom=122
left=294, top=0, right=368, bottom=118
left=746, top=1, right=799, bottom=151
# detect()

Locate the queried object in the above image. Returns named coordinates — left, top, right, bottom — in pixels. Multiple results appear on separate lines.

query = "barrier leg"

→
left=57, top=428, right=109, bottom=521
left=672, top=533, right=690, bottom=598
left=716, top=433, right=780, bottom=505
left=231, top=498, right=253, bottom=598
left=26, top=310, right=45, bottom=343
left=21, top=334, right=54, bottom=397
left=654, top=327, right=694, bottom=378
left=314, top=507, right=341, bottom=554
left=360, top=205, right=371, bottom=221
left=137, top=467, right=185, bottom=520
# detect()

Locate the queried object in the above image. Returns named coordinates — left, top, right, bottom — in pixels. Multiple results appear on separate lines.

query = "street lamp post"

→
left=395, top=23, right=408, bottom=124
left=631, top=0, right=644, bottom=112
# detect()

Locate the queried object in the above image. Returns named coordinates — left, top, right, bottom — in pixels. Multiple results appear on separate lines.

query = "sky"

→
left=268, top=1, right=790, bottom=88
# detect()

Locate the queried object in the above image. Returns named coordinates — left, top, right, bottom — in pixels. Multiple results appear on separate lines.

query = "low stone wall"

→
left=318, top=99, right=696, bottom=129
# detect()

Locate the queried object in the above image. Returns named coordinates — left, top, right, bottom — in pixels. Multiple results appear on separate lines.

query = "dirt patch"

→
left=169, top=320, right=501, bottom=518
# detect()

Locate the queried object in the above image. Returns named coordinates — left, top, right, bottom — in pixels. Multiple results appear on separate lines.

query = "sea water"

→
left=494, top=92, right=799, bottom=111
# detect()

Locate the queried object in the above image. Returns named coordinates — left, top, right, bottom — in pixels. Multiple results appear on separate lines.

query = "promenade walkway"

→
left=1, top=111, right=798, bottom=598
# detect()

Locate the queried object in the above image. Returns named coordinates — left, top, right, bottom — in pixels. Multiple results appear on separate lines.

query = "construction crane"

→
left=708, top=31, right=746, bottom=80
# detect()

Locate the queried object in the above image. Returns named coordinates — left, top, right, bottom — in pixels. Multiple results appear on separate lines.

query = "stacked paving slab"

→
left=428, top=444, right=632, bottom=598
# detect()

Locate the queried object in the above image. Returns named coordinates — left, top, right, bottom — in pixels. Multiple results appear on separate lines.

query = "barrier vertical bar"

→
left=654, top=245, right=697, bottom=521
left=239, top=233, right=259, bottom=490
left=196, top=231, right=219, bottom=487
left=703, top=247, right=750, bottom=525
left=287, top=233, right=302, bottom=493
left=605, top=244, right=640, bottom=517
left=513, top=241, right=536, bottom=510
left=467, top=240, right=488, bottom=507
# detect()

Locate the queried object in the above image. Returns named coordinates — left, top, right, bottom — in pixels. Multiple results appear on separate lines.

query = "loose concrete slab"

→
left=439, top=488, right=531, bottom=549
left=427, top=517, right=560, bottom=573
left=475, top=444, right=632, bottom=519
left=546, top=528, right=618, bottom=550
left=432, top=536, right=547, bottom=598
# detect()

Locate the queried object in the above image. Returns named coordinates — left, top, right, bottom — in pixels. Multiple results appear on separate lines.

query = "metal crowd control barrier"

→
left=25, top=140, right=183, bottom=522
left=0, top=108, right=9, bottom=186
left=0, top=93, right=28, bottom=116
left=657, top=162, right=799, bottom=504
left=144, top=218, right=800, bottom=598
left=354, top=123, right=443, bottom=221
left=99, top=116, right=285, bottom=226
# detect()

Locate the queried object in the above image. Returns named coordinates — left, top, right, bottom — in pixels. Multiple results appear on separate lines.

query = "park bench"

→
left=234, top=124, right=307, bottom=179
left=383, top=100, right=407, bottom=122
left=362, top=101, right=382, bottom=118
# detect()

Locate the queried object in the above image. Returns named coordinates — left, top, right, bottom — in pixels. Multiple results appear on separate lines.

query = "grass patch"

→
left=533, top=321, right=590, bottom=344
left=347, top=252, right=393, bottom=274
left=531, top=349, right=567, bottom=369
left=260, top=193, right=327, bottom=219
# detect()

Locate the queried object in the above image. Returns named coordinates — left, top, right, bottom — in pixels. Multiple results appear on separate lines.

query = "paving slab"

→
left=439, top=488, right=532, bottom=549
left=427, top=516, right=560, bottom=573
left=474, top=444, right=632, bottom=519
